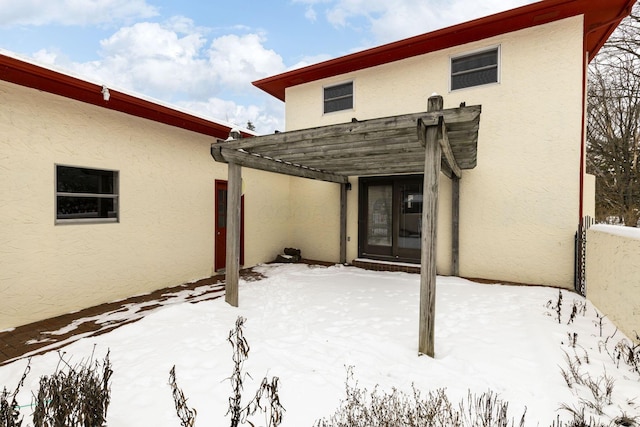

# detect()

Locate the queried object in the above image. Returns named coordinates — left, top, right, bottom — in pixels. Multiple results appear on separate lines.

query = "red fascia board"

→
left=0, top=54, right=250, bottom=140
left=253, top=0, right=634, bottom=101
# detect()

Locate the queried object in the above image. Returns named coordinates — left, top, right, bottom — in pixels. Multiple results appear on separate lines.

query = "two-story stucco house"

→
left=226, top=0, right=631, bottom=289
left=1, top=0, right=633, bottom=332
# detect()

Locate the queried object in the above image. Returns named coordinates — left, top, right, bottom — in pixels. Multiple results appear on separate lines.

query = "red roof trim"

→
left=253, top=0, right=634, bottom=101
left=0, top=53, right=254, bottom=140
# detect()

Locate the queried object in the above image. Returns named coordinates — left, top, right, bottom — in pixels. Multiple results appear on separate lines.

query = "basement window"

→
left=55, top=165, right=119, bottom=223
left=451, top=47, right=499, bottom=90
left=324, top=81, right=353, bottom=113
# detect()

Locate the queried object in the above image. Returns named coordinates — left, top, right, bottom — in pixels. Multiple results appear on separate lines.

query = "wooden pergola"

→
left=210, top=95, right=481, bottom=357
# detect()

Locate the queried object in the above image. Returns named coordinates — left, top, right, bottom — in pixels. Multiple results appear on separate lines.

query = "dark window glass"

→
left=367, top=185, right=393, bottom=247
left=56, top=166, right=115, bottom=194
left=56, top=197, right=116, bottom=219
left=218, top=189, right=227, bottom=228
left=56, top=165, right=118, bottom=222
left=451, top=48, right=498, bottom=90
left=399, top=182, right=422, bottom=250
left=324, top=82, right=353, bottom=113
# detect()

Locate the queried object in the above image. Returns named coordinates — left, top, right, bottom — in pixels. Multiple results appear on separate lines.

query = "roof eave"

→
left=253, top=0, right=635, bottom=102
left=0, top=53, right=255, bottom=140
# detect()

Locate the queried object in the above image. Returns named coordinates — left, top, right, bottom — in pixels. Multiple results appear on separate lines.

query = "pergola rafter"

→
left=210, top=95, right=481, bottom=357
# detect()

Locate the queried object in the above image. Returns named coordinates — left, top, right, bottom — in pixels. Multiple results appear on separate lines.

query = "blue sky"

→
left=0, top=0, right=536, bottom=133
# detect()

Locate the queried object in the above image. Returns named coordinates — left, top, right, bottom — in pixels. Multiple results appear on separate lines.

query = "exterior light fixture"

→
left=101, top=85, right=110, bottom=101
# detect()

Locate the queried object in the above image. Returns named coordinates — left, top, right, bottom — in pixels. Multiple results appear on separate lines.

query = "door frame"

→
left=214, top=180, right=244, bottom=271
left=358, top=174, right=423, bottom=264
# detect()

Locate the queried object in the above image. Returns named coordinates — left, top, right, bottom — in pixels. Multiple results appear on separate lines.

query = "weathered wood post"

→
left=418, top=94, right=443, bottom=357
left=452, top=176, right=460, bottom=276
left=339, top=182, right=348, bottom=264
left=225, top=160, right=242, bottom=307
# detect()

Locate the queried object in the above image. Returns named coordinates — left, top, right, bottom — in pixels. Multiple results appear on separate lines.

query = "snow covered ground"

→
left=1, top=263, right=638, bottom=426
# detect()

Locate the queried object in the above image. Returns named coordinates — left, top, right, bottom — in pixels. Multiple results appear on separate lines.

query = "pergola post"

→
left=339, top=182, right=348, bottom=264
left=418, top=94, right=443, bottom=357
left=452, top=176, right=460, bottom=276
left=225, top=161, right=242, bottom=307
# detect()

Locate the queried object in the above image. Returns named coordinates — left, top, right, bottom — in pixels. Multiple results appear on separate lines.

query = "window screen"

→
left=324, top=82, right=353, bottom=113
left=56, top=165, right=119, bottom=223
left=451, top=48, right=499, bottom=90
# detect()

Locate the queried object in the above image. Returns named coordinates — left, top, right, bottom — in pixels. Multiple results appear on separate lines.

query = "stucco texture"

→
left=283, top=16, right=585, bottom=287
left=0, top=81, right=285, bottom=329
left=586, top=226, right=640, bottom=342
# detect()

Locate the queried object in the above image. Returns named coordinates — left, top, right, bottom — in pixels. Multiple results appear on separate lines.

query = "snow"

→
left=591, top=223, right=640, bottom=240
left=1, top=264, right=638, bottom=426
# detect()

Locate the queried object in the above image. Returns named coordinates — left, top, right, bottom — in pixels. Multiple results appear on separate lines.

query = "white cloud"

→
left=26, top=17, right=287, bottom=134
left=0, top=0, right=158, bottom=27
left=64, top=20, right=211, bottom=99
left=207, top=33, right=286, bottom=89
left=298, top=0, right=538, bottom=43
left=305, top=6, right=318, bottom=22
left=31, top=18, right=286, bottom=101
left=178, top=98, right=285, bottom=135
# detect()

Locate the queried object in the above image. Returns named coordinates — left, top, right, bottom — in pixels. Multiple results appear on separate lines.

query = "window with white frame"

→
left=451, top=47, right=499, bottom=90
left=56, top=165, right=119, bottom=223
left=324, top=81, right=353, bottom=113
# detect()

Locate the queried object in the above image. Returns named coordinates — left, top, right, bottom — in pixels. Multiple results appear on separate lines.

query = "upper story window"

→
left=56, top=165, right=119, bottom=223
left=451, top=47, right=499, bottom=90
left=324, top=81, right=353, bottom=113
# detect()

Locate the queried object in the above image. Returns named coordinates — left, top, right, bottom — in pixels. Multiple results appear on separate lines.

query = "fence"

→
left=574, top=215, right=594, bottom=296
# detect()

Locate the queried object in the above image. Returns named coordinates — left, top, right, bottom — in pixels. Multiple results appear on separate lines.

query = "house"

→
left=1, top=0, right=633, bottom=334
left=226, top=0, right=633, bottom=291
left=0, top=52, right=292, bottom=331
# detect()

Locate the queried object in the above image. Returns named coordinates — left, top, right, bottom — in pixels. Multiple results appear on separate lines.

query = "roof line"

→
left=253, top=0, right=635, bottom=101
left=0, top=50, right=256, bottom=140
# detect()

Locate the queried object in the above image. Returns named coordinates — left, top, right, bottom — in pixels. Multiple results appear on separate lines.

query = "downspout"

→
left=579, top=49, right=587, bottom=221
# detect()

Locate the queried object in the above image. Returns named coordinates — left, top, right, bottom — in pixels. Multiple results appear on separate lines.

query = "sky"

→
left=0, top=263, right=638, bottom=426
left=0, top=0, right=537, bottom=134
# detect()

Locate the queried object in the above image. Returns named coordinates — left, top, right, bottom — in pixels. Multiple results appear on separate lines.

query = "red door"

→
left=215, top=180, right=244, bottom=271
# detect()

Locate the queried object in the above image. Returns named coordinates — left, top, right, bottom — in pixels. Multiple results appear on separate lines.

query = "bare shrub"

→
left=32, top=348, right=112, bottom=427
left=567, top=300, right=587, bottom=325
left=0, top=360, right=30, bottom=427
left=613, top=334, right=640, bottom=376
left=551, top=407, right=608, bottom=427
left=166, top=316, right=283, bottom=427
left=546, top=290, right=563, bottom=324
left=169, top=366, right=196, bottom=427
left=226, top=316, right=284, bottom=427
left=559, top=351, right=584, bottom=389
left=314, top=367, right=526, bottom=427
left=594, top=312, right=607, bottom=338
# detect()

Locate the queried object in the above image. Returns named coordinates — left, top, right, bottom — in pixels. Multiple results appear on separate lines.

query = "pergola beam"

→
left=219, top=147, right=348, bottom=184
left=256, top=137, right=422, bottom=160
left=418, top=116, right=461, bottom=179
left=217, top=107, right=480, bottom=152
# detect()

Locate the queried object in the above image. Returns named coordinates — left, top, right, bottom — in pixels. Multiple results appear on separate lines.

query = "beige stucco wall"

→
left=282, top=16, right=584, bottom=287
left=586, top=225, right=640, bottom=342
left=0, top=80, right=287, bottom=330
left=287, top=177, right=342, bottom=262
left=286, top=173, right=454, bottom=275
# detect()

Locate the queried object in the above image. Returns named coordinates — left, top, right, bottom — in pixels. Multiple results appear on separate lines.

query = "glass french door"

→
left=359, top=175, right=423, bottom=263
